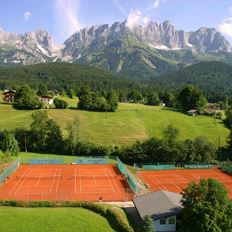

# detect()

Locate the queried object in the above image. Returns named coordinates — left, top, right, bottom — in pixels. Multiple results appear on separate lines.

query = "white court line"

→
left=35, top=174, right=43, bottom=187
left=49, top=169, right=58, bottom=193
left=104, top=169, right=115, bottom=193
left=94, top=172, right=97, bottom=185
left=175, top=174, right=189, bottom=183
left=10, top=169, right=29, bottom=194
left=13, top=169, right=31, bottom=194
left=79, top=168, right=82, bottom=193
left=155, top=177, right=182, bottom=191
left=191, top=174, right=201, bottom=180
left=106, top=168, right=120, bottom=193
left=75, top=168, right=77, bottom=193
left=149, top=175, right=168, bottom=191
left=55, top=169, right=61, bottom=192
left=80, top=189, right=115, bottom=194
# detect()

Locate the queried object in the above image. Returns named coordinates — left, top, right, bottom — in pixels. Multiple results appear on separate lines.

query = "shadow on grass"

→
left=123, top=207, right=142, bottom=232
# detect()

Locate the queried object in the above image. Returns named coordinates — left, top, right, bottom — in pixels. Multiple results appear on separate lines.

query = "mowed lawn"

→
left=19, top=152, right=76, bottom=163
left=0, top=101, right=229, bottom=146
left=19, top=152, right=116, bottom=164
left=0, top=207, right=116, bottom=232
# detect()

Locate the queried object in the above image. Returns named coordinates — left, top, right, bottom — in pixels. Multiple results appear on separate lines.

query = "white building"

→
left=133, top=190, right=182, bottom=232
left=40, top=96, right=54, bottom=105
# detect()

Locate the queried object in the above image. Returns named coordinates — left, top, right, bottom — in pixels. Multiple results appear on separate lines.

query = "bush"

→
left=54, top=98, right=68, bottom=109
left=221, top=161, right=232, bottom=175
left=14, top=85, right=42, bottom=110
left=139, top=215, right=155, bottom=232
left=0, top=131, right=20, bottom=156
left=105, top=208, right=133, bottom=232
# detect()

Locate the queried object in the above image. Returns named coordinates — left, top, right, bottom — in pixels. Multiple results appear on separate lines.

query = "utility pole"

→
left=24, top=132, right=28, bottom=153
left=218, top=136, right=221, bottom=162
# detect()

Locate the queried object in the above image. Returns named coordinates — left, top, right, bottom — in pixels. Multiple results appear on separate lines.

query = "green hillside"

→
left=0, top=101, right=229, bottom=146
left=154, top=61, right=232, bottom=101
left=77, top=38, right=179, bottom=80
left=0, top=62, right=141, bottom=92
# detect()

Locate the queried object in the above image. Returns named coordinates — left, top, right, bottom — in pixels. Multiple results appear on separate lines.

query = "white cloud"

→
left=218, top=7, right=232, bottom=37
left=218, top=17, right=232, bottom=37
left=54, top=0, right=82, bottom=39
left=153, top=0, right=166, bottom=9
left=126, top=0, right=167, bottom=29
left=24, top=12, right=32, bottom=22
left=126, top=10, right=150, bottom=29
left=153, top=0, right=160, bottom=9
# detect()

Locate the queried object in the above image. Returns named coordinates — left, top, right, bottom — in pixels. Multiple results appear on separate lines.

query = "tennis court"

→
left=0, top=164, right=133, bottom=202
left=138, top=168, right=232, bottom=198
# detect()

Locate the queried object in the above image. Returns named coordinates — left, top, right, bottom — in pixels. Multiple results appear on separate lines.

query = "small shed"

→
left=40, top=95, right=53, bottom=105
left=187, top=109, right=198, bottom=116
left=133, top=190, right=182, bottom=232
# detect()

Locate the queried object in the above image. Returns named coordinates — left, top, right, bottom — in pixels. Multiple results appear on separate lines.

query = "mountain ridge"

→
left=0, top=20, right=232, bottom=79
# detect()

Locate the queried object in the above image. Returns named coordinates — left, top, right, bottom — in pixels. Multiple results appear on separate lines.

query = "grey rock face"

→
left=0, top=29, right=58, bottom=65
left=0, top=20, right=231, bottom=68
left=61, top=21, right=231, bottom=62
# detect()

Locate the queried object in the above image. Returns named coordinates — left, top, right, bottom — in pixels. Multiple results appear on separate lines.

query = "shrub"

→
left=54, top=98, right=68, bottom=109
left=221, top=161, right=232, bottom=175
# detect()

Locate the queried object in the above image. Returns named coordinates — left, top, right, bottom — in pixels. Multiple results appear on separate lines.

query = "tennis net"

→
left=70, top=175, right=122, bottom=180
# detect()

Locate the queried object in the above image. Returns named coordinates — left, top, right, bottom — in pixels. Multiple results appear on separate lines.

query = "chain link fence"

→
left=0, top=158, right=20, bottom=184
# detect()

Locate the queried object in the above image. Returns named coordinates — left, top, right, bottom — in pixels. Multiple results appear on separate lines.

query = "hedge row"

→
left=0, top=200, right=133, bottom=232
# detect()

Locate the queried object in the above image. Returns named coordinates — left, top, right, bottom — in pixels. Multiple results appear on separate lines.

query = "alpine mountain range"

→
left=0, top=20, right=232, bottom=79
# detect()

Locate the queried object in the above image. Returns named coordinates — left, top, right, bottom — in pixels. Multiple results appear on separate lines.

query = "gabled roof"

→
left=40, top=95, right=53, bottom=99
left=3, top=89, right=16, bottom=95
left=133, top=190, right=182, bottom=220
left=187, top=109, right=198, bottom=113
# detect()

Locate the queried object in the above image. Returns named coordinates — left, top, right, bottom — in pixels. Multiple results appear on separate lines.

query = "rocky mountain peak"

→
left=0, top=20, right=231, bottom=71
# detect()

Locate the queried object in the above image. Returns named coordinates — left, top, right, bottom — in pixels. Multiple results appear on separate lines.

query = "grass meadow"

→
left=0, top=96, right=229, bottom=146
left=0, top=207, right=117, bottom=232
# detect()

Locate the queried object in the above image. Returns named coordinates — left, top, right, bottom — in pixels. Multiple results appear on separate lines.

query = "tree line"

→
left=1, top=61, right=232, bottom=105
left=13, top=83, right=216, bottom=117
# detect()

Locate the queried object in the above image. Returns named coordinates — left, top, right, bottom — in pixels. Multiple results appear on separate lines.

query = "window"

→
left=160, top=218, right=166, bottom=225
left=169, top=218, right=176, bottom=224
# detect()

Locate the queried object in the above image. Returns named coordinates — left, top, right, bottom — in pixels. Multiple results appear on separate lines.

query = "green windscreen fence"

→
left=0, top=158, right=20, bottom=184
left=135, top=163, right=214, bottom=170
left=117, top=157, right=138, bottom=193
left=28, top=159, right=63, bottom=164
left=143, top=164, right=176, bottom=170
left=184, top=164, right=213, bottom=169
left=75, top=157, right=109, bottom=164
left=117, top=157, right=126, bottom=175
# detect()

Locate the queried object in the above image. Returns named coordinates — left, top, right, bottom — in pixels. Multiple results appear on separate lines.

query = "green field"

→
left=19, top=152, right=116, bottom=164
left=0, top=207, right=117, bottom=232
left=19, top=152, right=76, bottom=163
left=0, top=100, right=229, bottom=146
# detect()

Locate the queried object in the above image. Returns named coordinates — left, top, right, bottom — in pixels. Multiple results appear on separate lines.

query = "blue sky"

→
left=0, top=0, right=232, bottom=43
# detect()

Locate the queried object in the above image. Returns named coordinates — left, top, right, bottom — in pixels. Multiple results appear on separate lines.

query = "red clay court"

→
left=0, top=164, right=133, bottom=202
left=138, top=168, right=232, bottom=198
